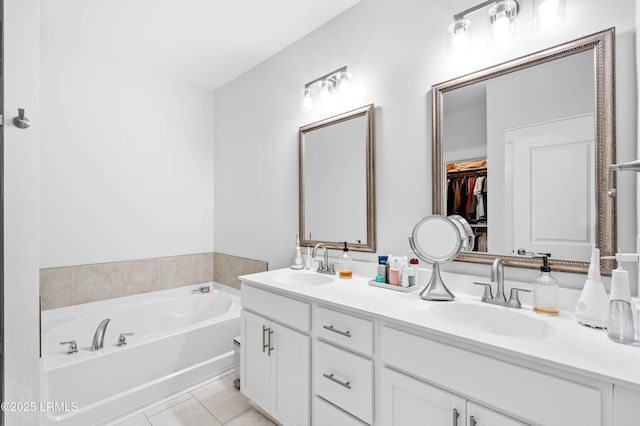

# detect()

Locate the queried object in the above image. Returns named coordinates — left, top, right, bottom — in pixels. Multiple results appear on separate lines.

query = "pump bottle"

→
left=533, top=254, right=559, bottom=316
left=339, top=242, right=352, bottom=279
left=607, top=254, right=635, bottom=344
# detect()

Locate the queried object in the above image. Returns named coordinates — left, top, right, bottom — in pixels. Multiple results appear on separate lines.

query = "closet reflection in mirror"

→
left=299, top=104, right=375, bottom=252
left=443, top=50, right=595, bottom=260
left=434, top=29, right=616, bottom=273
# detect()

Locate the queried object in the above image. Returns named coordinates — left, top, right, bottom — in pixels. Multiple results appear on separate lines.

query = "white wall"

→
left=214, top=0, right=637, bottom=287
left=4, top=0, right=41, bottom=423
left=39, top=10, right=216, bottom=268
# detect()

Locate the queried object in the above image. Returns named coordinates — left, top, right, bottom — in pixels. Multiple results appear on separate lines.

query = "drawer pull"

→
left=322, top=324, right=351, bottom=338
left=322, top=373, right=352, bottom=390
left=452, top=408, right=459, bottom=426
left=470, top=415, right=477, bottom=426
left=262, top=325, right=269, bottom=353
left=268, top=329, right=274, bottom=356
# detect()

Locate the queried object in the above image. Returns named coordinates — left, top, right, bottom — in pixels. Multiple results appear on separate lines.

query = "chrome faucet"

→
left=473, top=258, right=530, bottom=309
left=312, top=243, right=335, bottom=275
left=91, top=318, right=111, bottom=351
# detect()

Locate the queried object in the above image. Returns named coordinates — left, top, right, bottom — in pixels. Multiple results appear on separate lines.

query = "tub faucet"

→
left=91, top=318, right=111, bottom=351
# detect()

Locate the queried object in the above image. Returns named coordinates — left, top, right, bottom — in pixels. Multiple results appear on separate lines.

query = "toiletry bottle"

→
left=389, top=256, right=401, bottom=285
left=377, top=255, right=388, bottom=283
left=290, top=232, right=304, bottom=270
left=533, top=254, right=559, bottom=316
left=401, top=256, right=409, bottom=287
left=339, top=242, right=352, bottom=279
left=607, top=255, right=636, bottom=344
left=575, top=246, right=609, bottom=328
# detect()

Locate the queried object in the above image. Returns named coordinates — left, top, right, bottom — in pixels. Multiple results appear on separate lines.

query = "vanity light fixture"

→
left=301, top=66, right=351, bottom=112
left=449, top=0, right=520, bottom=55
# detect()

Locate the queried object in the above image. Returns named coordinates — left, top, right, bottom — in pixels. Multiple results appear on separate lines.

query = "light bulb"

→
left=539, top=0, right=558, bottom=16
left=534, top=0, right=564, bottom=26
left=337, top=71, right=352, bottom=93
left=302, top=88, right=313, bottom=112
left=492, top=14, right=510, bottom=37
left=320, top=79, right=334, bottom=102
left=448, top=18, right=471, bottom=57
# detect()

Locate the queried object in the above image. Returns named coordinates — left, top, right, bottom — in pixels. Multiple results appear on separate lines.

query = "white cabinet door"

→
left=467, top=402, right=528, bottom=426
left=381, top=367, right=466, bottom=426
left=271, top=322, right=310, bottom=426
left=241, top=311, right=271, bottom=411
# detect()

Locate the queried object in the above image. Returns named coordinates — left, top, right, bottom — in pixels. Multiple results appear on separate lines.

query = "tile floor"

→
left=110, top=374, right=276, bottom=426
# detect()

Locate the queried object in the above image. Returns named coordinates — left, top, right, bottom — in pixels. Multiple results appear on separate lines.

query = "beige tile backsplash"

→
left=40, top=252, right=268, bottom=310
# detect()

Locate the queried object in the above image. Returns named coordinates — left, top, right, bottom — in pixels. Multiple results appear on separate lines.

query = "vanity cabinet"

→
left=240, top=271, right=633, bottom=426
left=381, top=326, right=602, bottom=426
left=241, top=285, right=311, bottom=426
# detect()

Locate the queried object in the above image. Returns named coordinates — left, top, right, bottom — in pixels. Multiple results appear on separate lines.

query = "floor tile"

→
left=192, top=376, right=251, bottom=423
left=145, top=393, right=192, bottom=417
left=148, top=398, right=222, bottom=426
left=109, top=413, right=152, bottom=426
left=224, top=408, right=276, bottom=426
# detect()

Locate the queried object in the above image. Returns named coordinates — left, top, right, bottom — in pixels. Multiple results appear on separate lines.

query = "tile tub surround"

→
left=213, top=253, right=268, bottom=290
left=40, top=252, right=268, bottom=310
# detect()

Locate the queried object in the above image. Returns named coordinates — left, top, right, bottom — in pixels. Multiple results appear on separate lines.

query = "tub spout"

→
left=91, top=318, right=111, bottom=351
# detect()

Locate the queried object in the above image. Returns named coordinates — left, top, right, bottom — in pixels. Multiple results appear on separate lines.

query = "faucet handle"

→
left=473, top=282, right=494, bottom=302
left=60, top=340, right=78, bottom=354
left=117, top=333, right=135, bottom=347
left=508, top=288, right=531, bottom=308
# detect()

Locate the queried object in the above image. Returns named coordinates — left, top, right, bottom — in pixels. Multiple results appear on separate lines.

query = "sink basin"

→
left=429, top=302, right=552, bottom=339
left=273, top=271, right=334, bottom=286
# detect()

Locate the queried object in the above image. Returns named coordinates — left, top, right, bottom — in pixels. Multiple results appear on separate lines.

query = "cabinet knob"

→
left=452, top=408, right=459, bottom=426
left=470, top=415, right=477, bottom=426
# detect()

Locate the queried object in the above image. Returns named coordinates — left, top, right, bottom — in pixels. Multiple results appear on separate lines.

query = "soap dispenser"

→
left=339, top=242, right=352, bottom=279
left=575, top=246, right=609, bottom=328
left=533, top=254, right=559, bottom=316
left=290, top=232, right=304, bottom=270
left=607, top=254, right=636, bottom=344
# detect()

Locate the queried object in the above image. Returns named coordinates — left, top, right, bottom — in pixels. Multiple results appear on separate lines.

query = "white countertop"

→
left=240, top=267, right=640, bottom=390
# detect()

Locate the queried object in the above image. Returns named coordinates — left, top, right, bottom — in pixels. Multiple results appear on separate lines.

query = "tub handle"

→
left=60, top=340, right=78, bottom=354
left=117, top=333, right=135, bottom=347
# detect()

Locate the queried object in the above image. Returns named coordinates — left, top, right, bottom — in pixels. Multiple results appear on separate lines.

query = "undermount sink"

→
left=273, top=271, right=334, bottom=286
left=429, top=302, right=553, bottom=339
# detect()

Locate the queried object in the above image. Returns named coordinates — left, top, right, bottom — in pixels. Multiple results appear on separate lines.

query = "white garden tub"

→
left=40, top=284, right=240, bottom=426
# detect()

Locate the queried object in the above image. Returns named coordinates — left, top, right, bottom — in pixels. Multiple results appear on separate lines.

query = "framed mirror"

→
left=299, top=104, right=376, bottom=252
left=432, top=29, right=615, bottom=274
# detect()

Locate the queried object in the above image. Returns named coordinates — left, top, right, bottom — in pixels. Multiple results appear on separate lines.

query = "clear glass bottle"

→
left=607, top=265, right=636, bottom=344
left=339, top=241, right=352, bottom=279
left=533, top=255, right=559, bottom=315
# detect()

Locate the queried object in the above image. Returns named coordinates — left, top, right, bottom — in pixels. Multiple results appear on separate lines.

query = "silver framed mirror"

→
left=432, top=28, right=616, bottom=274
left=299, top=104, right=375, bottom=252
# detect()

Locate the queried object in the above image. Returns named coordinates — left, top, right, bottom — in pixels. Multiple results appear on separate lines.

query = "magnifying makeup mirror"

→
left=409, top=215, right=473, bottom=301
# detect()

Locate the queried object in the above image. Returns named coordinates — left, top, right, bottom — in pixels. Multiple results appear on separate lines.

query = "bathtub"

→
left=40, top=283, right=241, bottom=426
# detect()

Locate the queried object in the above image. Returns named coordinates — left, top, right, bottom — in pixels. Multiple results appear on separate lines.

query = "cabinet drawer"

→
left=314, top=306, right=374, bottom=356
left=241, top=284, right=310, bottom=332
left=382, top=326, right=601, bottom=426
left=314, top=397, right=366, bottom=426
left=314, top=340, right=373, bottom=425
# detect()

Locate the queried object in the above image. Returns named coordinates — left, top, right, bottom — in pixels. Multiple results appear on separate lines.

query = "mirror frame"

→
left=299, top=103, right=376, bottom=252
left=432, top=28, right=616, bottom=274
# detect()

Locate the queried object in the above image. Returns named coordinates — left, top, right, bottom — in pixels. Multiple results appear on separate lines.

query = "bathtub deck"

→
left=110, top=373, right=275, bottom=426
